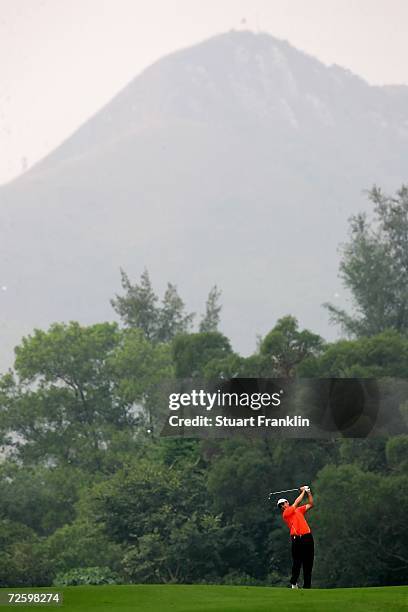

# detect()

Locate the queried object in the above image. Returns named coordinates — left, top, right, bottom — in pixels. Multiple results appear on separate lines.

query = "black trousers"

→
left=290, top=532, right=314, bottom=588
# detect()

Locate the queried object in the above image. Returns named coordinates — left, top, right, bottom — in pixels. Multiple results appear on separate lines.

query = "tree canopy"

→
left=1, top=210, right=408, bottom=589
left=325, top=185, right=408, bottom=336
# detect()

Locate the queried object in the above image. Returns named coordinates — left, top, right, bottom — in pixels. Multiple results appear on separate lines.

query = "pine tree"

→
left=111, top=268, right=159, bottom=340
left=199, top=286, right=222, bottom=333
left=157, top=283, right=195, bottom=342
left=325, top=185, right=408, bottom=336
left=111, top=271, right=194, bottom=343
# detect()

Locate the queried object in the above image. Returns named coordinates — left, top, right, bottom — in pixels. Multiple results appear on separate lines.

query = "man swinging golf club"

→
left=277, top=485, right=314, bottom=589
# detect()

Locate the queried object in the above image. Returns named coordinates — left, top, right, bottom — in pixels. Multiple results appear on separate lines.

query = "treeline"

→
left=0, top=185, right=407, bottom=588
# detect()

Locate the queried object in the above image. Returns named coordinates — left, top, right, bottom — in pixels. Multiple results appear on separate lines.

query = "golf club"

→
left=267, top=486, right=311, bottom=500
left=269, top=488, right=299, bottom=497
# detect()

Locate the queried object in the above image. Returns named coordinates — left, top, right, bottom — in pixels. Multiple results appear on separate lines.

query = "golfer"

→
left=277, top=486, right=314, bottom=589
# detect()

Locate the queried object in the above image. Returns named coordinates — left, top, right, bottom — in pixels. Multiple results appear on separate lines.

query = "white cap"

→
left=277, top=498, right=288, bottom=507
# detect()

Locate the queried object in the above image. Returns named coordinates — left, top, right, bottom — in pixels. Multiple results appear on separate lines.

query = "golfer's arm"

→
left=292, top=489, right=305, bottom=508
left=305, top=490, right=314, bottom=510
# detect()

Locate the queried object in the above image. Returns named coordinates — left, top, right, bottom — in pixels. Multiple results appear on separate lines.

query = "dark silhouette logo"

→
left=308, top=379, right=379, bottom=437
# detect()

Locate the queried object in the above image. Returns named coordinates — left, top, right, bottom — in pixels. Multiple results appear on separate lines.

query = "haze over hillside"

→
left=1, top=30, right=408, bottom=372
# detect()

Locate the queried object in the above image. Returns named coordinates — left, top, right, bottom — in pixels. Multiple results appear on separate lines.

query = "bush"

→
left=45, top=520, right=123, bottom=575
left=0, top=520, right=52, bottom=587
left=53, top=567, right=119, bottom=586
left=386, top=435, right=408, bottom=471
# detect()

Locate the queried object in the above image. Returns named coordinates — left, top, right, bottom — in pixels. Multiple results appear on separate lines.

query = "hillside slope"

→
left=1, top=31, right=408, bottom=370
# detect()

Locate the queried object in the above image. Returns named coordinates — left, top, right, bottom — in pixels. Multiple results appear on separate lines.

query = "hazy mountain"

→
left=1, top=30, right=408, bottom=371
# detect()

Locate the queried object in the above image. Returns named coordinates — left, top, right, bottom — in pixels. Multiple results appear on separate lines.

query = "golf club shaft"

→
left=271, top=488, right=300, bottom=495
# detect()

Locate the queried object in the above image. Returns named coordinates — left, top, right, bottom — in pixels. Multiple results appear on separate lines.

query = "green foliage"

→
left=172, top=332, right=232, bottom=378
left=111, top=269, right=159, bottom=340
left=121, top=514, right=228, bottom=584
left=84, top=458, right=240, bottom=584
left=207, top=439, right=272, bottom=523
left=151, top=438, right=201, bottom=467
left=206, top=439, right=288, bottom=579
left=300, top=330, right=408, bottom=377
left=195, top=353, right=245, bottom=379
left=203, top=351, right=285, bottom=379
left=0, top=520, right=51, bottom=587
left=1, top=302, right=408, bottom=589
left=325, top=185, right=408, bottom=336
left=53, top=566, right=119, bottom=586
left=199, top=286, right=222, bottom=333
left=110, top=327, right=173, bottom=431
left=2, top=322, right=137, bottom=471
left=386, top=435, right=408, bottom=472
left=45, top=520, right=123, bottom=576
left=111, top=269, right=194, bottom=342
left=314, top=464, right=408, bottom=587
left=260, top=316, right=323, bottom=377
left=0, top=464, right=86, bottom=535
left=85, top=459, right=207, bottom=544
left=157, top=283, right=195, bottom=342
left=14, top=321, right=118, bottom=383
left=339, top=439, right=387, bottom=472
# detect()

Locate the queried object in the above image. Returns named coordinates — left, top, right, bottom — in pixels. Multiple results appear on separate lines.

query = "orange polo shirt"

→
left=282, top=504, right=311, bottom=536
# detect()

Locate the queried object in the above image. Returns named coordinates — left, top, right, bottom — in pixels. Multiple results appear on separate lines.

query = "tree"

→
left=0, top=463, right=87, bottom=535
left=314, top=464, right=408, bottom=587
left=121, top=514, right=227, bottom=584
left=111, top=269, right=159, bottom=340
left=199, top=286, right=222, bottom=333
left=111, top=270, right=194, bottom=343
left=206, top=437, right=279, bottom=582
left=110, top=328, right=173, bottom=432
left=338, top=438, right=387, bottom=473
left=172, top=332, right=232, bottom=378
left=325, top=185, right=408, bottom=336
left=1, top=322, right=136, bottom=471
left=1, top=322, right=177, bottom=469
left=299, top=330, right=408, bottom=378
left=157, top=283, right=194, bottom=342
left=45, top=519, right=123, bottom=577
left=260, top=316, right=324, bottom=377
left=386, top=435, right=408, bottom=473
left=85, top=459, right=228, bottom=583
left=0, top=520, right=51, bottom=587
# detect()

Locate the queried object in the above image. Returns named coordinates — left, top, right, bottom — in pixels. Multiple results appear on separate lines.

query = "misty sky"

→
left=1, top=0, right=408, bottom=185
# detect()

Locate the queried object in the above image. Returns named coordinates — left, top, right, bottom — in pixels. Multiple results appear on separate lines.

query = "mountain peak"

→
left=30, top=29, right=372, bottom=174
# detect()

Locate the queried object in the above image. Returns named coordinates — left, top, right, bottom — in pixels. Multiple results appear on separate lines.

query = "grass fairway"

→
left=0, top=584, right=407, bottom=611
